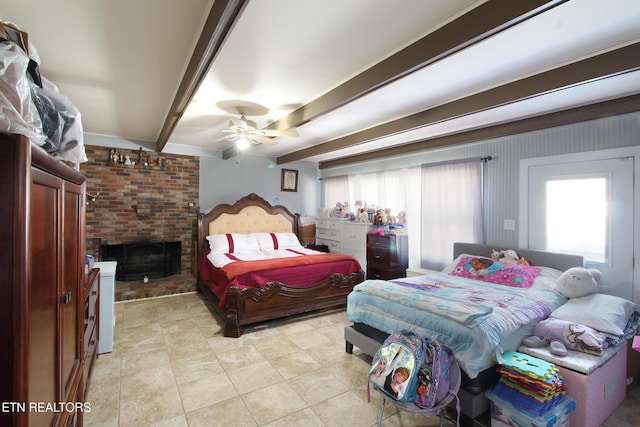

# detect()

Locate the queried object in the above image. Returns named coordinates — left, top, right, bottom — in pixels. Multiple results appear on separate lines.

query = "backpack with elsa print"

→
left=368, top=330, right=458, bottom=410
left=368, top=330, right=425, bottom=403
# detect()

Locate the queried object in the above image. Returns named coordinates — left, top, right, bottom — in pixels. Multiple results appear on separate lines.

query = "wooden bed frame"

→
left=344, top=242, right=584, bottom=421
left=196, top=193, right=365, bottom=337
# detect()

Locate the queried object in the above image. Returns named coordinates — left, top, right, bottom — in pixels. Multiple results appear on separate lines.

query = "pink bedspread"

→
left=199, top=250, right=362, bottom=308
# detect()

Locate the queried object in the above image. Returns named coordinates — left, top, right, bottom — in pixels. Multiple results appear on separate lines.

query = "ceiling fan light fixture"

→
left=236, top=135, right=250, bottom=150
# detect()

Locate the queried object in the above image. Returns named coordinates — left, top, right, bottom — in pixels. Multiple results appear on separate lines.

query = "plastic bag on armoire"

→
left=0, top=38, right=47, bottom=146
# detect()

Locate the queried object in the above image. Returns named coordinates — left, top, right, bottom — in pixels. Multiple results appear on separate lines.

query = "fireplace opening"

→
left=100, top=241, right=181, bottom=281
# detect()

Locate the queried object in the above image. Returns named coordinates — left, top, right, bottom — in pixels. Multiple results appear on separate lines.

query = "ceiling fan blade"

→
left=211, top=135, right=233, bottom=143
left=261, top=129, right=299, bottom=137
left=257, top=136, right=277, bottom=145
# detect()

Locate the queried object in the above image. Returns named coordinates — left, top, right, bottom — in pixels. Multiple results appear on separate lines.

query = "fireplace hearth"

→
left=100, top=241, right=181, bottom=281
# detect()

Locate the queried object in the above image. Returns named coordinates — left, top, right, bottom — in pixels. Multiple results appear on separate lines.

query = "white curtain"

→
left=420, top=161, right=484, bottom=270
left=346, top=169, right=422, bottom=268
left=322, top=175, right=350, bottom=208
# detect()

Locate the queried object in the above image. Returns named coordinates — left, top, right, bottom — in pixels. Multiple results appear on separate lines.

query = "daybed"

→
left=196, top=193, right=364, bottom=337
left=344, top=242, right=583, bottom=421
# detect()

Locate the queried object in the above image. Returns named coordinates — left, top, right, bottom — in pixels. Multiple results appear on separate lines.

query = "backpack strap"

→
left=449, top=388, right=461, bottom=427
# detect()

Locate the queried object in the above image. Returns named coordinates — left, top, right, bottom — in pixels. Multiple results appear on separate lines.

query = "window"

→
left=521, top=148, right=638, bottom=302
left=420, top=161, right=484, bottom=270
left=545, top=177, right=608, bottom=263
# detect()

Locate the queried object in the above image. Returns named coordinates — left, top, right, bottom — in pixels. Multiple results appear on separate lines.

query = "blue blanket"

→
left=347, top=272, right=567, bottom=378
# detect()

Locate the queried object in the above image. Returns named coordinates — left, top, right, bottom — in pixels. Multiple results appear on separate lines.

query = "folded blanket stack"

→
left=493, top=350, right=567, bottom=417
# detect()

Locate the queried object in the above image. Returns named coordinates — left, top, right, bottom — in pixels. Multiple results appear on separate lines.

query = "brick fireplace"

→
left=81, top=146, right=200, bottom=300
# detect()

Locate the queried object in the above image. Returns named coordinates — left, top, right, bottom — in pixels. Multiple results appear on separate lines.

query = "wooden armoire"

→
left=1, top=133, right=87, bottom=426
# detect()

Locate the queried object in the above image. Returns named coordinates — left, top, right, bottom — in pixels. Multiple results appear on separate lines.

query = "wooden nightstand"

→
left=366, top=234, right=408, bottom=279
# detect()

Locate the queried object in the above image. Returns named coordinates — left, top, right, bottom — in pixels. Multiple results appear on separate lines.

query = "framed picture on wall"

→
left=281, top=169, right=298, bottom=192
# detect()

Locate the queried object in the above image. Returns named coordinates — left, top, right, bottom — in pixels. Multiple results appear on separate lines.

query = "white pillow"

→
left=254, top=232, right=302, bottom=250
left=549, top=293, right=638, bottom=336
left=206, top=233, right=260, bottom=253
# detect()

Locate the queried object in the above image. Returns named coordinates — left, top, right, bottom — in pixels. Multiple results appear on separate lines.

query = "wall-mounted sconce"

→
left=188, top=201, right=200, bottom=215
left=87, top=191, right=101, bottom=204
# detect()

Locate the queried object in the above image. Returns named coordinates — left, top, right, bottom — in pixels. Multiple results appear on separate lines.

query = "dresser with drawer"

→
left=315, top=218, right=346, bottom=252
left=366, top=233, right=408, bottom=280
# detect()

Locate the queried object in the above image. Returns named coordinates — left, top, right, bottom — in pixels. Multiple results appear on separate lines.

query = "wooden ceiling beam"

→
left=318, top=94, right=640, bottom=169
left=266, top=0, right=565, bottom=134
left=279, top=41, right=640, bottom=165
left=156, top=0, right=250, bottom=152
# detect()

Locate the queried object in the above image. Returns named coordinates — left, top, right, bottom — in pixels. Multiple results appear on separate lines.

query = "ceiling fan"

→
left=214, top=100, right=298, bottom=148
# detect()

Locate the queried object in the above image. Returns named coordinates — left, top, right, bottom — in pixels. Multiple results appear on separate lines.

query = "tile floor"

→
left=84, top=292, right=640, bottom=427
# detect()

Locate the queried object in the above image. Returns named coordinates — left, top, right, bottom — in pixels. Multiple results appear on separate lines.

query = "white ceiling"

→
left=2, top=0, right=640, bottom=166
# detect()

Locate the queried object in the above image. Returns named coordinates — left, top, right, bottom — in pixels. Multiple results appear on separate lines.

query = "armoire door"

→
left=61, top=181, right=83, bottom=401
left=29, top=167, right=61, bottom=427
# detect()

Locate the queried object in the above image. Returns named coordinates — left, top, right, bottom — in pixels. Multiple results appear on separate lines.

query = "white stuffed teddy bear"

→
left=523, top=266, right=603, bottom=356
left=554, top=266, right=602, bottom=298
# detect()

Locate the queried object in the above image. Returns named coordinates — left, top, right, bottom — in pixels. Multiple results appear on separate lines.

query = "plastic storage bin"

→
left=485, top=389, right=576, bottom=427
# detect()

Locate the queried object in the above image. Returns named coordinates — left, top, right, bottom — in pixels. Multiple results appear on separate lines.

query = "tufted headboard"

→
left=196, top=194, right=300, bottom=271
left=208, top=205, right=293, bottom=235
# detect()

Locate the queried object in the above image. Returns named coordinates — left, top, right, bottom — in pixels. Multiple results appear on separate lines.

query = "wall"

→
left=199, top=154, right=319, bottom=215
left=321, top=111, right=640, bottom=248
left=81, top=146, right=200, bottom=299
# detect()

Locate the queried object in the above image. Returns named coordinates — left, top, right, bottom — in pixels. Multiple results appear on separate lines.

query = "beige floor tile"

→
left=330, top=353, right=371, bottom=388
left=177, top=373, right=239, bottom=413
left=157, top=307, right=194, bottom=324
left=120, top=365, right=176, bottom=400
left=118, top=320, right=162, bottom=337
left=198, top=322, right=225, bottom=338
left=207, top=334, right=254, bottom=354
left=602, top=385, right=640, bottom=427
left=311, top=390, right=379, bottom=427
left=227, top=360, right=284, bottom=394
left=305, top=341, right=349, bottom=366
left=215, top=345, right=267, bottom=371
left=119, top=384, right=184, bottom=426
left=242, top=382, right=308, bottom=425
left=171, top=352, right=225, bottom=384
left=286, top=328, right=333, bottom=349
left=121, top=349, right=171, bottom=375
left=261, top=407, right=326, bottom=427
left=163, top=329, right=209, bottom=348
left=288, top=368, right=350, bottom=405
left=148, top=414, right=189, bottom=427
left=166, top=341, right=216, bottom=361
left=159, top=316, right=198, bottom=332
left=274, top=319, right=315, bottom=336
left=186, top=396, right=257, bottom=427
left=253, top=334, right=301, bottom=360
left=116, top=332, right=167, bottom=356
left=90, top=353, right=122, bottom=382
left=121, top=311, right=159, bottom=329
left=270, top=350, right=322, bottom=379
left=316, top=322, right=348, bottom=343
left=84, top=376, right=120, bottom=426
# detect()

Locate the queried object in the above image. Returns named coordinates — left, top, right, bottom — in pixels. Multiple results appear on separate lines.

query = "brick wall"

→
left=81, top=146, right=200, bottom=300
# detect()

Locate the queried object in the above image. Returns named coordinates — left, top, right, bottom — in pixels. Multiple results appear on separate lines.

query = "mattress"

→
left=347, top=271, right=567, bottom=379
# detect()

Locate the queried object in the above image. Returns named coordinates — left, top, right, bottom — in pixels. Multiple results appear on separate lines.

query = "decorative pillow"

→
left=441, top=253, right=474, bottom=275
left=254, top=232, right=302, bottom=250
left=549, top=293, right=638, bottom=336
left=448, top=256, right=541, bottom=288
left=206, top=233, right=260, bottom=253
